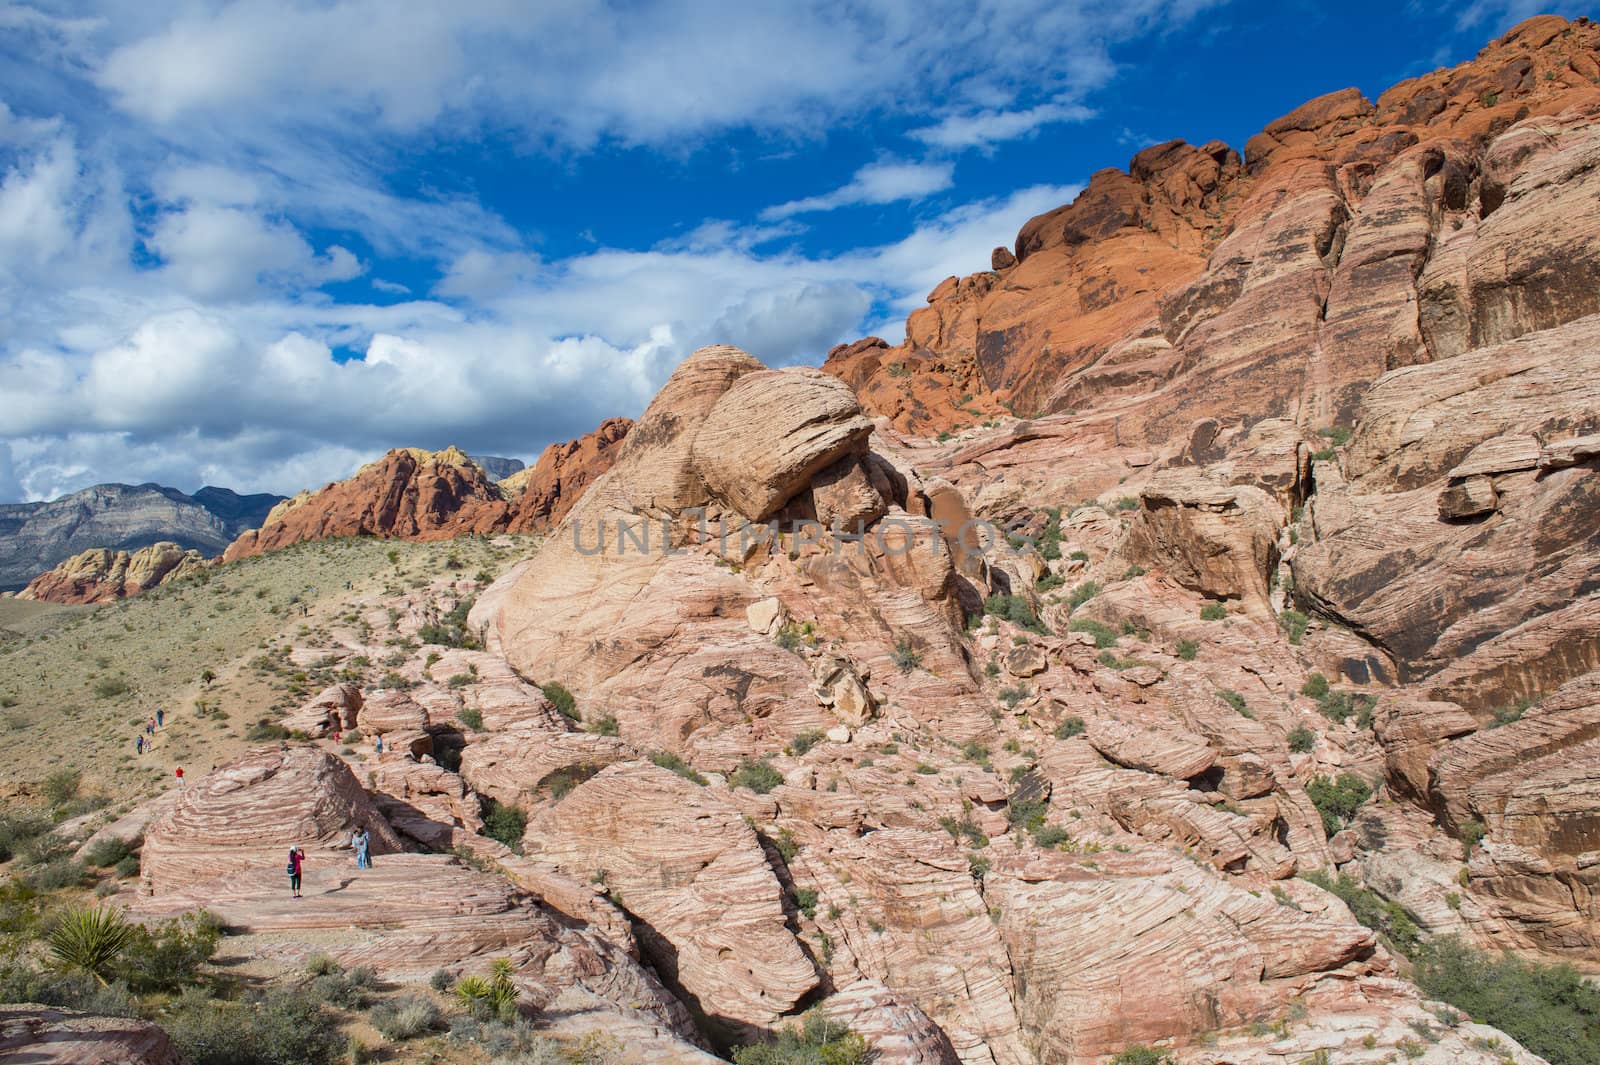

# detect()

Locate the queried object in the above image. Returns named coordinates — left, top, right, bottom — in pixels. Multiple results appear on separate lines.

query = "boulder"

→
left=0, top=1004, right=188, bottom=1065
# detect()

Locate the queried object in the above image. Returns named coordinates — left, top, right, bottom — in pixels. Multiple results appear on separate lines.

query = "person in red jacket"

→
left=287, top=846, right=305, bottom=898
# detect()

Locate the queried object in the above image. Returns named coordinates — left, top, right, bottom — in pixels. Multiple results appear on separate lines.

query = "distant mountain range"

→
left=0, top=483, right=285, bottom=592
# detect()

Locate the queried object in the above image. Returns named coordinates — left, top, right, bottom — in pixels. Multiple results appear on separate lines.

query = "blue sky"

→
left=0, top=0, right=1580, bottom=502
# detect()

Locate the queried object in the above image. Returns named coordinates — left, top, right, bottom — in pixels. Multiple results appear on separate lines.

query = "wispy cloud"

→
left=761, top=160, right=955, bottom=220
left=911, top=99, right=1097, bottom=151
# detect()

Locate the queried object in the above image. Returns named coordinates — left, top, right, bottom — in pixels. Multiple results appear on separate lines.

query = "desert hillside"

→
left=3, top=13, right=1600, bottom=1065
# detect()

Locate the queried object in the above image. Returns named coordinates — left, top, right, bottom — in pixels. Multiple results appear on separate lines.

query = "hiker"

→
left=355, top=828, right=370, bottom=869
left=287, top=845, right=305, bottom=897
left=375, top=734, right=384, bottom=755
left=136, top=735, right=144, bottom=755
left=331, top=728, right=341, bottom=745
left=147, top=718, right=156, bottom=736
left=156, top=708, right=164, bottom=729
left=174, top=766, right=185, bottom=788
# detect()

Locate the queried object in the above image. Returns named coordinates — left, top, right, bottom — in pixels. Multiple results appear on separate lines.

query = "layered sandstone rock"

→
left=0, top=1004, right=188, bottom=1065
left=497, top=416, right=632, bottom=528
left=140, top=746, right=404, bottom=896
left=18, top=542, right=209, bottom=603
left=525, top=763, right=818, bottom=1036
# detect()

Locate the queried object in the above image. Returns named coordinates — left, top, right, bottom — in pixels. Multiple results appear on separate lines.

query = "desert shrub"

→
left=1066, top=580, right=1101, bottom=613
left=983, top=594, right=1045, bottom=634
left=307, top=961, right=375, bottom=1008
left=42, top=769, right=81, bottom=807
left=1217, top=689, right=1248, bottom=714
left=164, top=985, right=343, bottom=1065
left=92, top=677, right=130, bottom=699
left=369, top=993, right=441, bottom=1041
left=788, top=730, right=826, bottom=757
left=891, top=637, right=922, bottom=673
left=1035, top=572, right=1064, bottom=592
left=1301, top=869, right=1419, bottom=955
left=794, top=888, right=818, bottom=919
left=429, top=968, right=452, bottom=991
left=539, top=682, right=579, bottom=721
left=1279, top=609, right=1310, bottom=644
left=0, top=811, right=51, bottom=862
left=1307, top=773, right=1372, bottom=836
left=114, top=855, right=140, bottom=879
left=1114, top=496, right=1139, bottom=512
left=648, top=750, right=707, bottom=786
left=417, top=596, right=481, bottom=650
left=731, top=758, right=784, bottom=795
left=117, top=909, right=221, bottom=992
left=1109, top=1048, right=1175, bottom=1065
left=998, top=685, right=1028, bottom=707
left=447, top=673, right=473, bottom=688
left=587, top=713, right=619, bottom=737
left=1199, top=602, right=1228, bottom=621
left=245, top=721, right=291, bottom=741
left=1175, top=639, right=1198, bottom=661
left=1054, top=717, right=1085, bottom=740
left=1459, top=819, right=1488, bottom=852
left=26, top=858, right=89, bottom=892
left=1067, top=618, right=1119, bottom=648
left=1318, top=425, right=1353, bottom=447
left=1412, top=935, right=1600, bottom=1065
left=1489, top=699, right=1532, bottom=728
left=455, top=958, right=519, bottom=1022
left=1286, top=726, right=1317, bottom=753
left=482, top=800, right=528, bottom=849
left=1300, top=673, right=1329, bottom=699
left=458, top=706, right=484, bottom=731
left=732, top=1008, right=868, bottom=1065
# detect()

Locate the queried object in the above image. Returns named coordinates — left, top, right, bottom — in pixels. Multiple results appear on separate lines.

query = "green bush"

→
left=1114, top=496, right=1139, bottom=511
left=1109, top=1048, right=1176, bottom=1065
left=539, top=682, right=579, bottom=721
left=731, top=758, right=784, bottom=794
left=1217, top=689, right=1248, bottom=714
left=788, top=730, right=826, bottom=757
left=1199, top=602, right=1228, bottom=621
left=733, top=1008, right=868, bottom=1065
left=1300, top=673, right=1329, bottom=699
left=1301, top=870, right=1419, bottom=955
left=369, top=994, right=440, bottom=1040
left=245, top=721, right=291, bottom=741
left=458, top=706, right=484, bottom=731
left=1067, top=618, right=1119, bottom=648
left=92, top=677, right=131, bottom=699
left=1175, top=639, right=1198, bottom=661
left=0, top=811, right=50, bottom=862
left=482, top=800, right=527, bottom=849
left=890, top=637, right=923, bottom=673
left=82, top=835, right=133, bottom=869
left=117, top=910, right=221, bottom=992
left=164, top=985, right=344, bottom=1065
left=1412, top=936, right=1600, bottom=1065
left=25, top=859, right=89, bottom=892
left=983, top=594, right=1045, bottom=634
left=416, top=595, right=481, bottom=650
left=1460, top=819, right=1488, bottom=852
left=1307, top=773, right=1372, bottom=836
left=42, top=769, right=81, bottom=806
left=587, top=713, right=619, bottom=737
left=1287, top=726, right=1317, bottom=753
left=454, top=959, right=519, bottom=1023
left=648, top=750, right=707, bottom=786
left=1279, top=609, right=1311, bottom=644
left=1054, top=717, right=1085, bottom=740
left=1067, top=580, right=1101, bottom=612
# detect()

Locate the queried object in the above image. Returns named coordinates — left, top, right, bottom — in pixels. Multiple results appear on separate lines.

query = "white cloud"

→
left=761, top=160, right=955, bottom=220
left=910, top=99, right=1097, bottom=151
left=149, top=204, right=363, bottom=301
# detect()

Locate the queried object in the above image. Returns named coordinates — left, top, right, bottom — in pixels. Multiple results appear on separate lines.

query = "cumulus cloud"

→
left=761, top=160, right=955, bottom=220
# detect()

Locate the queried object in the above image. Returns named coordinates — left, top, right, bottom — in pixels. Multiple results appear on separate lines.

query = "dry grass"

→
left=0, top=535, right=534, bottom=808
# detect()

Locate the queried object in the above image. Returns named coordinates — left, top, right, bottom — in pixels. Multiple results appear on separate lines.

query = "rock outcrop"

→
left=497, top=416, right=633, bottom=529
left=0, top=1004, right=188, bottom=1065
left=17, top=542, right=210, bottom=603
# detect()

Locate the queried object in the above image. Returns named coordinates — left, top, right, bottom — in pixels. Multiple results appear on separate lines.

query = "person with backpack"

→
left=354, top=828, right=370, bottom=869
left=156, top=708, right=164, bottom=729
left=287, top=846, right=305, bottom=897
left=136, top=735, right=144, bottom=755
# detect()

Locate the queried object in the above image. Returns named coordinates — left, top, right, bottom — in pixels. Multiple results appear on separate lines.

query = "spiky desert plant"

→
left=48, top=905, right=133, bottom=986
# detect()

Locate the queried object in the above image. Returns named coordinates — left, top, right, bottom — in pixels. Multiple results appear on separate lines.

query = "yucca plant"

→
left=454, top=959, right=520, bottom=1021
left=47, top=906, right=133, bottom=986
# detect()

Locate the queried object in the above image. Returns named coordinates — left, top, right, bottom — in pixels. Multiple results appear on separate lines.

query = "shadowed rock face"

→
left=0, top=482, right=281, bottom=592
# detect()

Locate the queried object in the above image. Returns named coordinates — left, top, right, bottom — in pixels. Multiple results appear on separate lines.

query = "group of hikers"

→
left=134, top=707, right=166, bottom=755
left=285, top=827, right=372, bottom=897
